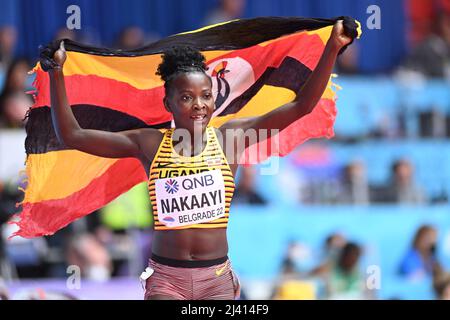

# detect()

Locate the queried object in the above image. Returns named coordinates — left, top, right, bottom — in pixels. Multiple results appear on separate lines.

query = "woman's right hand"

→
left=39, top=40, right=66, bottom=71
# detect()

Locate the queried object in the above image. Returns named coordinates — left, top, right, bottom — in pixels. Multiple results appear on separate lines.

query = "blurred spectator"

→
left=54, top=26, right=102, bottom=47
left=0, top=58, right=33, bottom=128
left=418, top=107, right=447, bottom=138
left=300, top=179, right=341, bottom=205
left=433, top=271, right=450, bottom=300
left=335, top=161, right=370, bottom=205
left=327, top=242, right=366, bottom=299
left=271, top=242, right=317, bottom=300
left=115, top=26, right=146, bottom=50
left=335, top=44, right=360, bottom=75
left=0, top=179, right=13, bottom=220
left=399, top=224, right=443, bottom=281
left=322, top=232, right=347, bottom=264
left=100, top=182, right=153, bottom=276
left=371, top=159, right=426, bottom=204
left=0, top=25, right=18, bottom=72
left=311, top=233, right=347, bottom=276
left=311, top=242, right=367, bottom=299
left=53, top=27, right=78, bottom=42
left=305, top=232, right=347, bottom=299
left=401, top=11, right=450, bottom=79
left=405, top=0, right=437, bottom=46
left=283, top=240, right=314, bottom=274
left=65, top=233, right=112, bottom=282
left=204, top=0, right=246, bottom=26
left=233, top=166, right=267, bottom=205
left=372, top=112, right=405, bottom=139
left=279, top=257, right=300, bottom=281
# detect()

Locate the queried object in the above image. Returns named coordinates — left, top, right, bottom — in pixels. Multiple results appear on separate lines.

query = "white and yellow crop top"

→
left=148, top=127, right=235, bottom=230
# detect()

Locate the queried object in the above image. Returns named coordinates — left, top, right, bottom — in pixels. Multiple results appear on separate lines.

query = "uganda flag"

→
left=12, top=16, right=360, bottom=238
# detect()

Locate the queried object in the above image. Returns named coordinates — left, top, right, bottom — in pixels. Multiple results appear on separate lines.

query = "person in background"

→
left=284, top=240, right=314, bottom=274
left=399, top=224, right=443, bottom=281
left=0, top=58, right=33, bottom=128
left=405, top=0, right=439, bottom=46
left=373, top=159, right=426, bottom=204
left=335, top=43, right=360, bottom=75
left=0, top=25, right=17, bottom=73
left=203, top=0, right=246, bottom=26
left=433, top=271, right=450, bottom=300
left=271, top=241, right=317, bottom=300
left=310, top=242, right=367, bottom=299
left=65, top=232, right=113, bottom=282
left=322, top=232, right=347, bottom=263
left=306, top=232, right=347, bottom=297
left=115, top=26, right=146, bottom=50
left=53, top=28, right=78, bottom=42
left=327, top=243, right=366, bottom=299
left=233, top=166, right=267, bottom=205
left=400, top=11, right=450, bottom=79
left=335, top=161, right=369, bottom=205
left=100, top=182, right=154, bottom=277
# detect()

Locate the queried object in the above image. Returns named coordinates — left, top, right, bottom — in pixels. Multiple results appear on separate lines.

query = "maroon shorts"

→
left=142, top=254, right=241, bottom=300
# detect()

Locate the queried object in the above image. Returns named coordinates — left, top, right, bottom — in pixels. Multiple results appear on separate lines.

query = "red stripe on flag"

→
left=241, top=98, right=336, bottom=164
left=32, top=70, right=172, bottom=125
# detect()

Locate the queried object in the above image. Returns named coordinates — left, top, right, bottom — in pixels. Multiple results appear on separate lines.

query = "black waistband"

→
left=151, top=253, right=228, bottom=268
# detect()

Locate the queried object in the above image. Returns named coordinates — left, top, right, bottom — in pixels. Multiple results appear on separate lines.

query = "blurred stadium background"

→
left=1, top=0, right=450, bottom=300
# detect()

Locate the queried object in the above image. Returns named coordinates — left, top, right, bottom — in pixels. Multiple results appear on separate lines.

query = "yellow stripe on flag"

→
left=306, top=25, right=333, bottom=44
left=48, top=50, right=231, bottom=90
left=24, top=150, right=118, bottom=203
left=210, top=83, right=336, bottom=128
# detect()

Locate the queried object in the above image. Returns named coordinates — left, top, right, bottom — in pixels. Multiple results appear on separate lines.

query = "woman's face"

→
left=419, top=228, right=437, bottom=251
left=165, top=72, right=214, bottom=133
left=9, top=61, right=29, bottom=90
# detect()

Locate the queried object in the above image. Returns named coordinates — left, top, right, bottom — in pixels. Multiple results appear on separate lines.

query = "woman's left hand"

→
left=329, top=20, right=353, bottom=49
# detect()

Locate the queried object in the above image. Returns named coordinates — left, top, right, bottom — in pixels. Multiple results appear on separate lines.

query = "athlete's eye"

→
left=182, top=95, right=192, bottom=101
left=203, top=93, right=212, bottom=99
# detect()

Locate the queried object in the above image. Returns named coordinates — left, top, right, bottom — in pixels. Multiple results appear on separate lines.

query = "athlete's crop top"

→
left=148, top=126, right=235, bottom=230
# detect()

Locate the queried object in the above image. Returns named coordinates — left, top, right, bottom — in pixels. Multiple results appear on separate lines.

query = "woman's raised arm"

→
left=48, top=41, right=158, bottom=159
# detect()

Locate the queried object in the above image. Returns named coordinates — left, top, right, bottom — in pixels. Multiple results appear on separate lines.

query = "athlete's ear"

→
left=163, top=96, right=172, bottom=113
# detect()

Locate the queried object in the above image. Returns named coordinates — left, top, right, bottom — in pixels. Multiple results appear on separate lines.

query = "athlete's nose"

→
left=193, top=100, right=206, bottom=110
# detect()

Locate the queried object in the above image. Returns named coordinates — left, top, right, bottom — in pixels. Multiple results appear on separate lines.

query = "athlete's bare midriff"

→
left=152, top=228, right=229, bottom=260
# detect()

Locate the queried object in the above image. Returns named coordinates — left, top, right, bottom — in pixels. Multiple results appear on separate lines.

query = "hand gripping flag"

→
left=12, top=16, right=361, bottom=238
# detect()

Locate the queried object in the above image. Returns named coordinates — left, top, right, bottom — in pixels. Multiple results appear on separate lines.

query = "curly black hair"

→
left=156, top=46, right=209, bottom=92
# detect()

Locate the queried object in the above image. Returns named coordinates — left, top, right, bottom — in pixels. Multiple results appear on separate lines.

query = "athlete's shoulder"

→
left=135, top=127, right=166, bottom=149
left=139, top=127, right=166, bottom=137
